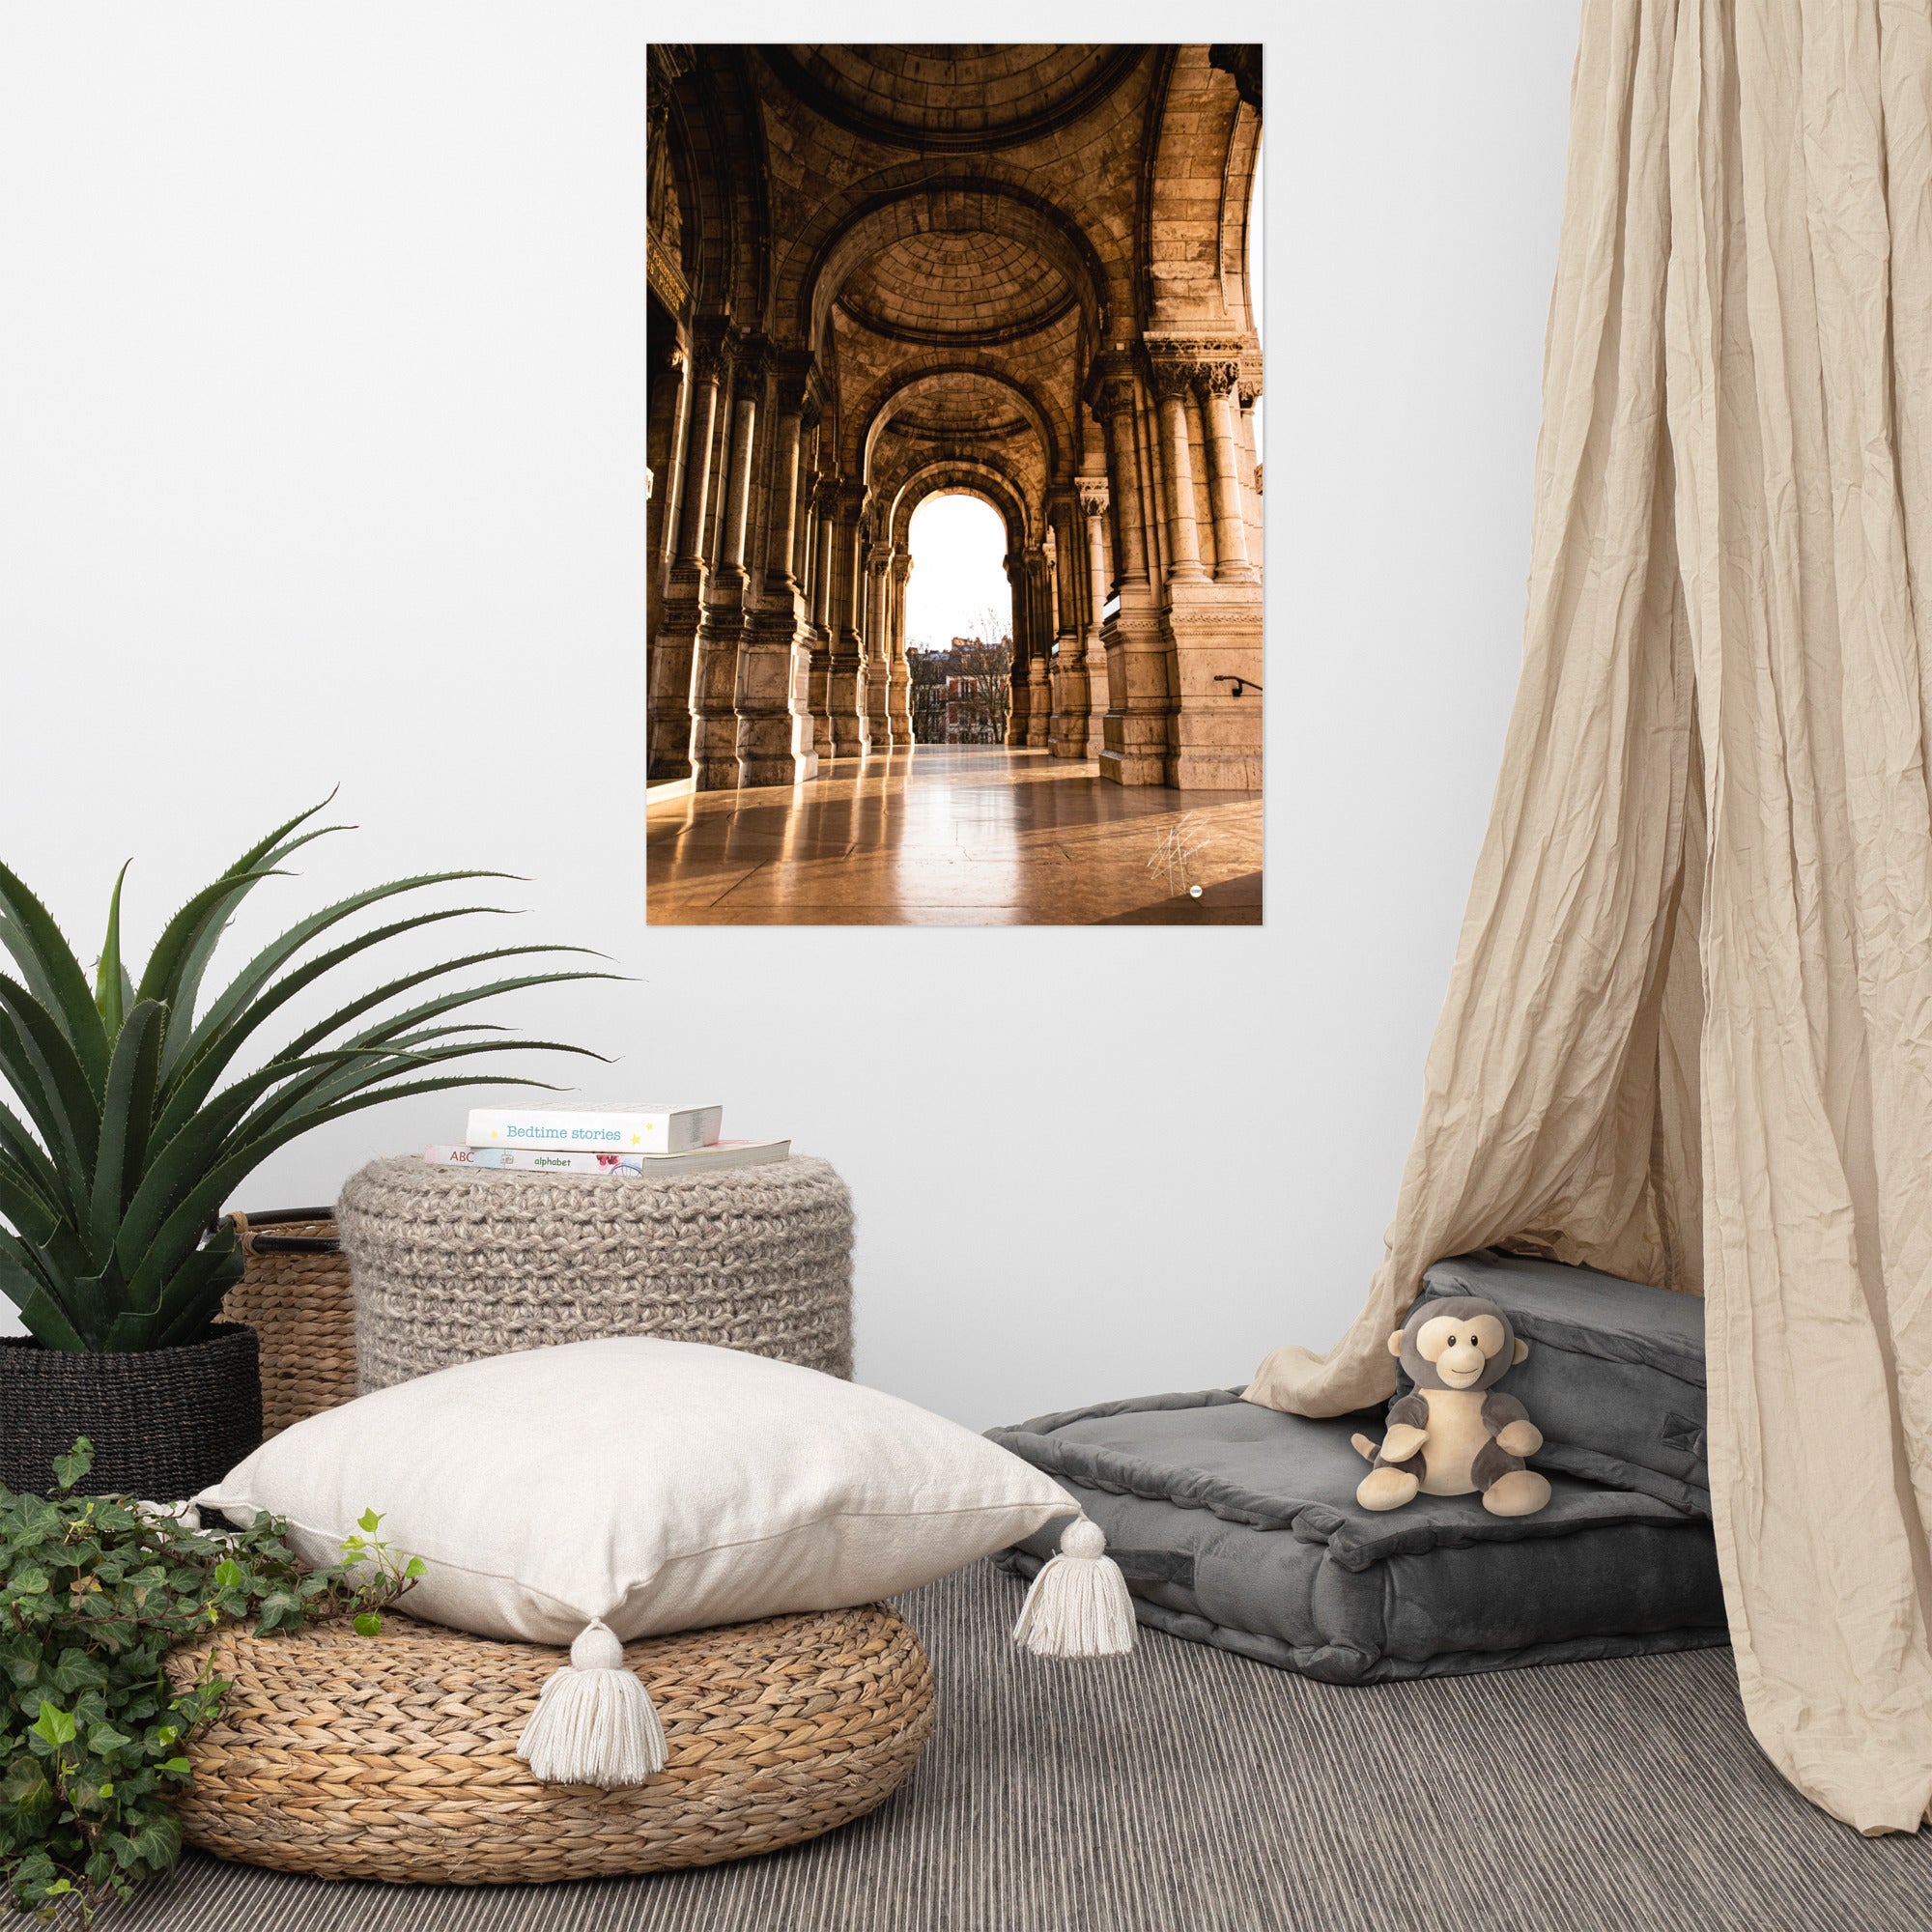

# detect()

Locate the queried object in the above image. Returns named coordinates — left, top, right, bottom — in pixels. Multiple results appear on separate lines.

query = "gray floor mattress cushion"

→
left=1421, top=1249, right=1709, bottom=1515
left=989, top=1390, right=1725, bottom=1684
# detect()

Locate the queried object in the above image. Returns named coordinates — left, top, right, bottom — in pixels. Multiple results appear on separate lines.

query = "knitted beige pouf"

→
left=336, top=1155, right=854, bottom=1392
left=167, top=1604, right=933, bottom=1884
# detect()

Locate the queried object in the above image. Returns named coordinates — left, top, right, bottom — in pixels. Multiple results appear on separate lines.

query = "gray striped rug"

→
left=127, top=1561, right=1931, bottom=1932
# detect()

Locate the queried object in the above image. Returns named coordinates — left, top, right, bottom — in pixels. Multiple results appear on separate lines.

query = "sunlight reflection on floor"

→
left=646, top=749, right=1263, bottom=927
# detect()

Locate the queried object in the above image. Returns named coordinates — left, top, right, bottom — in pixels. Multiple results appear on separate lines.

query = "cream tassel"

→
left=1011, top=1517, right=1136, bottom=1659
left=516, top=1619, right=667, bottom=1786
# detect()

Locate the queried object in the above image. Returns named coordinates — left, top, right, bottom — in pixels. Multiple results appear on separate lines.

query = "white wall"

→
left=0, top=3, right=1580, bottom=1427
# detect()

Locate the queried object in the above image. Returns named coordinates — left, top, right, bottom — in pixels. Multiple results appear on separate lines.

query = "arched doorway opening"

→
left=903, top=494, right=1013, bottom=745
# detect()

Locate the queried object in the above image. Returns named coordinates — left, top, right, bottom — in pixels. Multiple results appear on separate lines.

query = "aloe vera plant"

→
left=0, top=801, right=611, bottom=1352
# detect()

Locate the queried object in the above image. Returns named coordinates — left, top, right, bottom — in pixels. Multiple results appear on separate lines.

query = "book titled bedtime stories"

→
left=464, top=1103, right=724, bottom=1153
left=425, top=1140, right=790, bottom=1177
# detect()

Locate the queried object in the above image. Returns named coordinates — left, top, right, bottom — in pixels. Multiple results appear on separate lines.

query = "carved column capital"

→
left=774, top=348, right=816, bottom=412
left=1092, top=376, right=1138, bottom=423
left=1148, top=358, right=1197, bottom=404
left=1077, top=478, right=1112, bottom=521
left=734, top=335, right=775, bottom=387
left=1146, top=336, right=1251, bottom=399
left=691, top=320, right=735, bottom=384
left=799, top=394, right=824, bottom=434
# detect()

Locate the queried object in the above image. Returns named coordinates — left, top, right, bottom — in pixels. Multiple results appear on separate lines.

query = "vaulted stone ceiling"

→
left=760, top=44, right=1144, bottom=149
left=752, top=43, right=1145, bottom=531
left=647, top=44, right=1264, bottom=792
left=838, top=231, right=1076, bottom=346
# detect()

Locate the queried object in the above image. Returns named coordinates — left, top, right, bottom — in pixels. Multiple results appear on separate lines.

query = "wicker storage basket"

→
left=220, top=1208, right=357, bottom=1437
left=168, top=1603, right=933, bottom=1883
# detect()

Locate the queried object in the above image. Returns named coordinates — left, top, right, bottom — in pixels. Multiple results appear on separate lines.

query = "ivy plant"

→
left=0, top=1440, right=419, bottom=1923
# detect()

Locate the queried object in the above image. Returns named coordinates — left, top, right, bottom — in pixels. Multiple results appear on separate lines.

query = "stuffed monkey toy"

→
left=1350, top=1294, right=1552, bottom=1517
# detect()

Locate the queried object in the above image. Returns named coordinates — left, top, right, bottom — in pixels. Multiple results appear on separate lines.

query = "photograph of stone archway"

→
left=646, top=44, right=1264, bottom=926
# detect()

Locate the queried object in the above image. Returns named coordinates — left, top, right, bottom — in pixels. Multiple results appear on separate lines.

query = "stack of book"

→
left=424, top=1103, right=789, bottom=1177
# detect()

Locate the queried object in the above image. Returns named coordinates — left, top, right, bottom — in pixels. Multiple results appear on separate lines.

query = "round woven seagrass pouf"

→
left=336, top=1154, right=854, bottom=1392
left=167, top=1603, right=933, bottom=1884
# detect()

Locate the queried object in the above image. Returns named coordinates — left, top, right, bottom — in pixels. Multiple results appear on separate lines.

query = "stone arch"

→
left=892, top=469, right=1026, bottom=743
left=1217, top=97, right=1262, bottom=334
left=779, top=162, right=1123, bottom=352
left=806, top=183, right=1106, bottom=352
left=887, top=459, right=1033, bottom=554
left=757, top=45, right=1148, bottom=154
left=667, top=49, right=771, bottom=325
left=852, top=363, right=1061, bottom=488
left=1140, top=44, right=1253, bottom=330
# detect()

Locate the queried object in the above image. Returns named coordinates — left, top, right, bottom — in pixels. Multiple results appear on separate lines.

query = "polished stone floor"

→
left=646, top=748, right=1264, bottom=926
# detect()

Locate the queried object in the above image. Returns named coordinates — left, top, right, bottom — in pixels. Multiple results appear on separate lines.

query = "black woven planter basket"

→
left=0, top=1323, right=263, bottom=1501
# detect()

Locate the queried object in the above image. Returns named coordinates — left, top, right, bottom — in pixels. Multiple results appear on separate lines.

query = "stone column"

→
left=690, top=337, right=765, bottom=789
left=719, top=380, right=758, bottom=570
left=1238, top=366, right=1264, bottom=566
left=1023, top=545, right=1052, bottom=749
left=646, top=345, right=687, bottom=628
left=1145, top=339, right=1263, bottom=791
left=870, top=548, right=890, bottom=746
left=797, top=449, right=820, bottom=739
left=675, top=338, right=723, bottom=570
left=653, top=351, right=690, bottom=574
left=827, top=483, right=868, bottom=756
left=1003, top=551, right=1030, bottom=748
left=1078, top=478, right=1113, bottom=763
left=651, top=324, right=728, bottom=781
left=888, top=549, right=914, bottom=747
left=1096, top=385, right=1147, bottom=588
left=809, top=472, right=837, bottom=760
left=1198, top=361, right=1259, bottom=584
left=1089, top=365, right=1170, bottom=785
left=1151, top=362, right=1208, bottom=584
left=645, top=342, right=687, bottom=778
left=862, top=536, right=895, bottom=750
left=1047, top=496, right=1088, bottom=759
left=734, top=358, right=819, bottom=787
left=762, top=401, right=804, bottom=598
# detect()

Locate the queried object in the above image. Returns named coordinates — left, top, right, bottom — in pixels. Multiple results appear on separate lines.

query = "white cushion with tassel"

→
left=197, top=1337, right=1129, bottom=1786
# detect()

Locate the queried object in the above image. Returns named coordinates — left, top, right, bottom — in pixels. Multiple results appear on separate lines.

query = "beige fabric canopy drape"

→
left=1249, top=0, right=1932, bottom=1834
